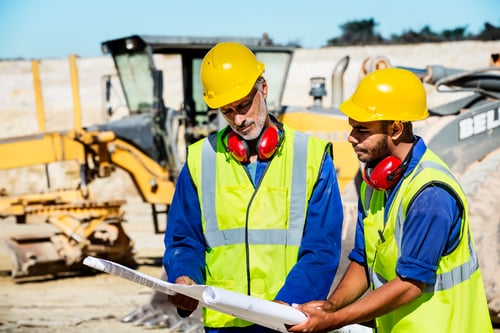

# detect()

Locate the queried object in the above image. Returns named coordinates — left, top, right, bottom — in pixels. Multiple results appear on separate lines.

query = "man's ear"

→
left=391, top=121, right=404, bottom=139
left=261, top=80, right=268, bottom=99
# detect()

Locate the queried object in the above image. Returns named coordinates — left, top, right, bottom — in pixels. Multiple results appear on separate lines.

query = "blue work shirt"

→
left=349, top=137, right=462, bottom=285
left=164, top=152, right=344, bottom=333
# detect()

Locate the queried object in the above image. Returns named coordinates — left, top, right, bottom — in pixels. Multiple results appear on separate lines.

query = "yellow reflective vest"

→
left=360, top=148, right=492, bottom=333
left=188, top=124, right=330, bottom=328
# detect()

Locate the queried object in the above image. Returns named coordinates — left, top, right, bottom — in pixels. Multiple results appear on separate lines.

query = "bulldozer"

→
left=0, top=35, right=498, bottom=329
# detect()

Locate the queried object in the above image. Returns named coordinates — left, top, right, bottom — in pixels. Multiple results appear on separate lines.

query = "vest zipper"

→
left=244, top=159, right=273, bottom=296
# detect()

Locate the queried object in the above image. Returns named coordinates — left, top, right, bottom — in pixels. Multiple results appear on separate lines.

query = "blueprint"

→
left=83, top=256, right=371, bottom=333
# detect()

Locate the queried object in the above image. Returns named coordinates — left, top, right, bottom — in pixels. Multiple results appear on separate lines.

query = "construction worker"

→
left=288, top=68, right=493, bottom=333
left=163, top=42, right=344, bottom=332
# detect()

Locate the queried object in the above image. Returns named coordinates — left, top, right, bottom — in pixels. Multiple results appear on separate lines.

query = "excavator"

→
left=0, top=35, right=498, bottom=329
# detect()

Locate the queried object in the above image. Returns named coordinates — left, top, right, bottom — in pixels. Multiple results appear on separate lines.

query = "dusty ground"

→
left=0, top=265, right=166, bottom=333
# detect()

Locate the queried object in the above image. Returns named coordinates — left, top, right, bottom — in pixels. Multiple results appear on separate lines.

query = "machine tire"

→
left=460, top=148, right=500, bottom=325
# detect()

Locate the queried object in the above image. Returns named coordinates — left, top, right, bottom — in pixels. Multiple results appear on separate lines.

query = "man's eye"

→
left=238, top=102, right=251, bottom=110
left=353, top=128, right=369, bottom=134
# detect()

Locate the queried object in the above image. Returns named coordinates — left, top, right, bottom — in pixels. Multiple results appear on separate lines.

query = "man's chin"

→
left=238, top=130, right=259, bottom=141
left=355, top=154, right=368, bottom=163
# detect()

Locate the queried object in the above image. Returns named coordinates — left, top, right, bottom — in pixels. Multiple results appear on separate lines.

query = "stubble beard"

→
left=238, top=99, right=268, bottom=141
left=358, top=134, right=390, bottom=163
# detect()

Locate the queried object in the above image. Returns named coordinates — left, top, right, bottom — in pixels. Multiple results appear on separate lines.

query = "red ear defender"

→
left=362, top=156, right=403, bottom=190
left=226, top=126, right=280, bottom=163
left=256, top=126, right=279, bottom=160
left=227, top=131, right=250, bottom=163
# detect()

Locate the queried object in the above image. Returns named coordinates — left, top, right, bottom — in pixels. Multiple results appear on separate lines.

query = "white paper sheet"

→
left=83, top=256, right=371, bottom=333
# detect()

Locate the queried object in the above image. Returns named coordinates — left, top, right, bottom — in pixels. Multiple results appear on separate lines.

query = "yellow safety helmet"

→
left=340, top=67, right=429, bottom=122
left=200, top=42, right=265, bottom=109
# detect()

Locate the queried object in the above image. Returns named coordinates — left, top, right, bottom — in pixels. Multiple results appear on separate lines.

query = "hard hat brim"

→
left=340, top=96, right=429, bottom=122
left=339, top=97, right=385, bottom=122
left=203, top=71, right=261, bottom=109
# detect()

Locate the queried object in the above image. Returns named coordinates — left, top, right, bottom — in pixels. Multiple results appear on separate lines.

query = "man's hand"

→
left=304, top=300, right=336, bottom=312
left=168, top=276, right=199, bottom=317
left=287, top=301, right=337, bottom=333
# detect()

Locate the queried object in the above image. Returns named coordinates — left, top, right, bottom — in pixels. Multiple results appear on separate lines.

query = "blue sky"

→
left=0, top=0, right=499, bottom=59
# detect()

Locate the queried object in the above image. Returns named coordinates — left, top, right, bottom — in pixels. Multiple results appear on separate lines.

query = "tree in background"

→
left=326, top=19, right=383, bottom=46
left=323, top=19, right=500, bottom=46
left=478, top=23, right=500, bottom=41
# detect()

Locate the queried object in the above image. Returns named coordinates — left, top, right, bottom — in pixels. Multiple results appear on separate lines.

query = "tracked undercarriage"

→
left=0, top=189, right=136, bottom=280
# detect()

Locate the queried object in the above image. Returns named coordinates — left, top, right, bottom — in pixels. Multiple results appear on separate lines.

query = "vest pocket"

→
left=373, top=234, right=397, bottom=280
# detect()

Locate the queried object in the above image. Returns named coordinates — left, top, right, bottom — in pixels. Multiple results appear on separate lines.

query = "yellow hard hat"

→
left=340, top=67, right=428, bottom=122
left=200, top=42, right=265, bottom=109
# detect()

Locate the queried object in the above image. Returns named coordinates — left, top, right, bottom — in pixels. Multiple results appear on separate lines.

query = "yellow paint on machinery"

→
left=280, top=112, right=358, bottom=192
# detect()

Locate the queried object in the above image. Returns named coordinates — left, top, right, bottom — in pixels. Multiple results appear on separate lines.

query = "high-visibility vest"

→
left=360, top=148, right=492, bottom=332
left=188, top=124, right=330, bottom=328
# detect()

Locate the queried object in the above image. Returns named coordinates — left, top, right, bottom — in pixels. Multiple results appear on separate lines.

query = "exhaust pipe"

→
left=331, top=55, right=350, bottom=108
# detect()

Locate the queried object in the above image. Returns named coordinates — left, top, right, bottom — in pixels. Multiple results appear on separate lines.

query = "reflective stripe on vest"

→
left=369, top=232, right=478, bottom=292
left=200, top=131, right=310, bottom=248
left=367, top=160, right=479, bottom=292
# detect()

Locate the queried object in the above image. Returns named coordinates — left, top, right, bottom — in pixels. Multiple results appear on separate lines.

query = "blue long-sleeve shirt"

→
left=163, top=150, right=344, bottom=332
left=349, top=137, right=462, bottom=285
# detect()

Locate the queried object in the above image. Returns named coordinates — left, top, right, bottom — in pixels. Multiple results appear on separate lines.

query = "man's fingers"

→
left=168, top=276, right=199, bottom=312
left=168, top=293, right=199, bottom=311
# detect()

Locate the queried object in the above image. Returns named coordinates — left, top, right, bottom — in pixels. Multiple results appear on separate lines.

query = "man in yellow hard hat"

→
left=289, top=68, right=492, bottom=332
left=163, top=42, right=344, bottom=332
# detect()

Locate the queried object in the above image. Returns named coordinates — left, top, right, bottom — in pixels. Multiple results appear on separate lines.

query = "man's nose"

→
left=347, top=131, right=358, bottom=145
left=234, top=113, right=246, bottom=126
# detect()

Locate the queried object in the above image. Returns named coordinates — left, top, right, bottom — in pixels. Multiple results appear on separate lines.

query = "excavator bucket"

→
left=1, top=190, right=137, bottom=280
left=5, top=234, right=81, bottom=279
left=5, top=220, right=135, bottom=280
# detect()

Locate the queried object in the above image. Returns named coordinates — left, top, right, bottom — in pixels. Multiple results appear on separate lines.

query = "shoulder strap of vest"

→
left=403, top=158, right=466, bottom=217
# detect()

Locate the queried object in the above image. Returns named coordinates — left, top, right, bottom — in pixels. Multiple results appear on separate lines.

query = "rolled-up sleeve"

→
left=396, top=185, right=461, bottom=284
